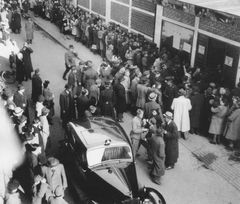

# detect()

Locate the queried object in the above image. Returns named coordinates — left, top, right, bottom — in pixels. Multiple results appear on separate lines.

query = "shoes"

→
left=63, top=77, right=67, bottom=80
left=210, top=140, right=217, bottom=145
left=166, top=166, right=174, bottom=170
left=150, top=177, right=161, bottom=185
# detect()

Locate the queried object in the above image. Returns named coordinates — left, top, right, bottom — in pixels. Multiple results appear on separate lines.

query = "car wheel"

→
left=141, top=187, right=166, bottom=204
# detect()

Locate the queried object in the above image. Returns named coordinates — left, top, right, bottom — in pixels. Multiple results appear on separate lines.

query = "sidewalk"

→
left=31, top=14, right=103, bottom=72
left=32, top=15, right=240, bottom=192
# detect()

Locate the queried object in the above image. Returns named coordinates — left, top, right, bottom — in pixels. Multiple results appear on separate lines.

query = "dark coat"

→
left=144, top=101, right=164, bottom=123
left=16, top=57, right=25, bottom=84
left=149, top=132, right=165, bottom=178
left=164, top=121, right=179, bottom=167
left=21, top=47, right=33, bottom=76
left=114, top=83, right=126, bottom=114
left=59, top=90, right=73, bottom=121
left=32, top=73, right=42, bottom=102
left=82, top=68, right=98, bottom=90
left=99, top=87, right=116, bottom=119
left=190, top=93, right=204, bottom=128
left=11, top=11, right=21, bottom=32
left=163, top=84, right=178, bottom=112
left=76, top=95, right=90, bottom=120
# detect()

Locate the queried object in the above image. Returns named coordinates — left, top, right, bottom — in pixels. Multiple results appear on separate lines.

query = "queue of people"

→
left=1, top=0, right=240, bottom=202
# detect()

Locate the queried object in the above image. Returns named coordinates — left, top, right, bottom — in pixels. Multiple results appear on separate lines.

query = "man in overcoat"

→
left=25, top=17, right=34, bottom=44
left=189, top=86, right=204, bottom=134
left=163, top=111, right=179, bottom=170
left=59, top=84, right=73, bottom=129
left=144, top=92, right=164, bottom=124
left=32, top=69, right=42, bottom=103
left=149, top=126, right=165, bottom=185
left=21, top=42, right=33, bottom=80
left=99, top=80, right=116, bottom=119
left=114, top=77, right=126, bottom=122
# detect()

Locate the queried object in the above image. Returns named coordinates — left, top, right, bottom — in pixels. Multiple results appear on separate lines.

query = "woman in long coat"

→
left=149, top=126, right=165, bottom=185
left=225, top=97, right=240, bottom=149
left=25, top=17, right=34, bottom=43
left=208, top=98, right=228, bottom=144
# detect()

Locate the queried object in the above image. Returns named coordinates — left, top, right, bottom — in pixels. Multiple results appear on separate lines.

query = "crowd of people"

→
left=1, top=0, right=240, bottom=203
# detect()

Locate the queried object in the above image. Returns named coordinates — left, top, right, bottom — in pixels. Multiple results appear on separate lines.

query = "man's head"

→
left=136, top=109, right=144, bottom=119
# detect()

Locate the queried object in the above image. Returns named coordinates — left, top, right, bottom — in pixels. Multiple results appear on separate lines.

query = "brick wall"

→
left=111, top=2, right=129, bottom=26
left=199, top=17, right=240, bottom=43
left=77, top=0, right=89, bottom=9
left=131, top=9, right=155, bottom=37
left=163, top=7, right=195, bottom=26
left=92, top=0, right=106, bottom=16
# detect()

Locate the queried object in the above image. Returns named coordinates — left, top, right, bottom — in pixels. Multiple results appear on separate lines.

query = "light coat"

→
left=171, top=96, right=192, bottom=132
left=225, top=108, right=240, bottom=141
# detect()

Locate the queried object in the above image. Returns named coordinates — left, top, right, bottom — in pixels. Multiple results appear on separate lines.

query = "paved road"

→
left=1, top=19, right=240, bottom=204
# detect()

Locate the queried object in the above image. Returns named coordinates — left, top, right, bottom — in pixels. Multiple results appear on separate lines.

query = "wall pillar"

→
left=235, top=54, right=240, bottom=86
left=105, top=0, right=111, bottom=23
left=190, top=16, right=199, bottom=67
left=154, top=5, right=163, bottom=48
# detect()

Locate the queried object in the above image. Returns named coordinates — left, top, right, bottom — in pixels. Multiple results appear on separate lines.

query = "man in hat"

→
left=171, top=88, right=192, bottom=139
left=63, top=45, right=76, bottom=80
left=163, top=111, right=179, bottom=170
left=144, top=92, right=164, bottom=124
left=13, top=85, right=27, bottom=112
left=32, top=68, right=43, bottom=103
left=136, top=77, right=151, bottom=109
left=82, top=60, right=98, bottom=91
left=42, top=157, right=68, bottom=197
left=21, top=42, right=33, bottom=80
left=59, top=84, right=74, bottom=129
left=99, top=80, right=116, bottom=119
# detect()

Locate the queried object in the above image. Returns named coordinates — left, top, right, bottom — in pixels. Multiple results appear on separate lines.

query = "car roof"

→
left=69, top=118, right=128, bottom=149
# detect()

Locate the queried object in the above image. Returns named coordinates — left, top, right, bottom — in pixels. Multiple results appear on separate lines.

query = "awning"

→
left=178, top=0, right=240, bottom=17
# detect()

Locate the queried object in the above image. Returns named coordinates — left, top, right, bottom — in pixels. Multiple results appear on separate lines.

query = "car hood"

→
left=94, top=167, right=132, bottom=198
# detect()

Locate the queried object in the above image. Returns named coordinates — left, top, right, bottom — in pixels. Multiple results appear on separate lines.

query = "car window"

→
left=102, top=146, right=131, bottom=161
left=87, top=145, right=132, bottom=168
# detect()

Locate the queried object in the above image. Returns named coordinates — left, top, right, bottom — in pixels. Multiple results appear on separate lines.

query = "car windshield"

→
left=87, top=145, right=133, bottom=168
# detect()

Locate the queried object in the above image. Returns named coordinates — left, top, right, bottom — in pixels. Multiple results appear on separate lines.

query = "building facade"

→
left=73, top=0, right=240, bottom=88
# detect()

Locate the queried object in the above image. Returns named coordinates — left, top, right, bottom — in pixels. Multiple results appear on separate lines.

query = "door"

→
left=206, top=38, right=225, bottom=71
left=222, top=44, right=240, bottom=88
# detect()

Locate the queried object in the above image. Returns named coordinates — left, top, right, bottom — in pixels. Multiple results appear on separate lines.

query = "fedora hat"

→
left=47, top=157, right=59, bottom=168
left=13, top=107, right=23, bottom=116
left=163, top=111, right=173, bottom=119
left=148, top=92, right=157, bottom=101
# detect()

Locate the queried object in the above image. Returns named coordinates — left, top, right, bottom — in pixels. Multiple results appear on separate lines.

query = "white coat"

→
left=171, top=96, right=192, bottom=132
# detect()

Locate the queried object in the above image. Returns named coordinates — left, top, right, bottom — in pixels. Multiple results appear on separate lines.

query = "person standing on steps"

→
left=63, top=45, right=76, bottom=80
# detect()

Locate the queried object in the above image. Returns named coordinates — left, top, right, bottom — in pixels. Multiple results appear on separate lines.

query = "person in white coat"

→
left=39, top=107, right=50, bottom=153
left=171, top=88, right=192, bottom=139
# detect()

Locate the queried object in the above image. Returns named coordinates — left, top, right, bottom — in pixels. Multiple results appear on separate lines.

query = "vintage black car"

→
left=61, top=117, right=166, bottom=204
